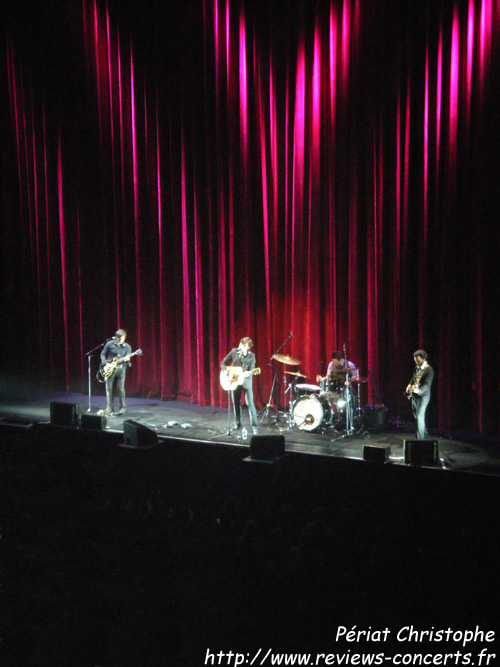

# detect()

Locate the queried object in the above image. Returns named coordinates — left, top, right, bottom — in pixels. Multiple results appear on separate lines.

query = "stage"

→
left=0, top=381, right=498, bottom=476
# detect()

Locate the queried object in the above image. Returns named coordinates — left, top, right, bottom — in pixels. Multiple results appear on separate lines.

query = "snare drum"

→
left=320, top=377, right=342, bottom=397
left=295, top=383, right=321, bottom=398
left=292, top=394, right=333, bottom=431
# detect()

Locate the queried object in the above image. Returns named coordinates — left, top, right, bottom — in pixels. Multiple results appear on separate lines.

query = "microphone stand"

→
left=258, top=331, right=293, bottom=426
left=211, top=378, right=235, bottom=440
left=84, top=341, right=107, bottom=413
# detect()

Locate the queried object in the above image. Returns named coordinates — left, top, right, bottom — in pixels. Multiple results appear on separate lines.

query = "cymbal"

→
left=351, top=376, right=369, bottom=383
left=272, top=353, right=301, bottom=365
left=285, top=371, right=307, bottom=378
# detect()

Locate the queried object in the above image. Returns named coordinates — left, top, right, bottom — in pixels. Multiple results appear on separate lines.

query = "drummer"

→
left=316, top=350, right=357, bottom=395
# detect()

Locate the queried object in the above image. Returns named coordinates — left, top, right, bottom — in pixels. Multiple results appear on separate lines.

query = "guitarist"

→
left=221, top=337, right=259, bottom=433
left=406, top=349, right=434, bottom=440
left=100, top=329, right=132, bottom=416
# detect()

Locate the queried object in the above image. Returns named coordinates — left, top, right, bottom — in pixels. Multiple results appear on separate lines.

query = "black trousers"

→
left=105, top=367, right=127, bottom=412
left=232, top=380, right=258, bottom=427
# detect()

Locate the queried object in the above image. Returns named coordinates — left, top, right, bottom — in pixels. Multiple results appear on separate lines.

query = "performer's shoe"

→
left=235, top=422, right=242, bottom=429
left=115, top=408, right=126, bottom=416
left=104, top=410, right=115, bottom=417
left=252, top=426, right=259, bottom=435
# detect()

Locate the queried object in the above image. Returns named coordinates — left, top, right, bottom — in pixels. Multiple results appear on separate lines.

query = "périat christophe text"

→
left=335, top=626, right=496, bottom=647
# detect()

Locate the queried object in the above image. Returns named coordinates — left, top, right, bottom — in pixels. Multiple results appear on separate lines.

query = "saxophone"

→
left=405, top=366, right=425, bottom=400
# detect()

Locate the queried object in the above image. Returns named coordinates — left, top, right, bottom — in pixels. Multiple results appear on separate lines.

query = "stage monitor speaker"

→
left=404, top=439, right=439, bottom=466
left=363, top=444, right=390, bottom=463
left=80, top=414, right=107, bottom=431
left=122, top=419, right=158, bottom=448
left=50, top=402, right=81, bottom=427
left=248, top=435, right=285, bottom=461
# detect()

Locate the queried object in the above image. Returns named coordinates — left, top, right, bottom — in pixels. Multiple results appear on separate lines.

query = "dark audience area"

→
left=3, top=425, right=500, bottom=665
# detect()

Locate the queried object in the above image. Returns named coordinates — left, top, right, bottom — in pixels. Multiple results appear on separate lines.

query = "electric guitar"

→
left=220, top=366, right=261, bottom=391
left=100, top=349, right=143, bottom=379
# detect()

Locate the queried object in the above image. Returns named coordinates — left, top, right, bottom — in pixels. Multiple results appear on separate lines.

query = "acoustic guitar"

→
left=220, top=366, right=261, bottom=391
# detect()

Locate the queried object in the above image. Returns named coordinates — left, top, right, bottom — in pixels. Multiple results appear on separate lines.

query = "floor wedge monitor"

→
left=50, top=402, right=81, bottom=427
left=404, top=439, right=439, bottom=466
left=122, top=419, right=158, bottom=448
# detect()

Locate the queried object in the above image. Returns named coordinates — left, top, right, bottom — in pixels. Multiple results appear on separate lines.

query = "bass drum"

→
left=293, top=394, right=333, bottom=432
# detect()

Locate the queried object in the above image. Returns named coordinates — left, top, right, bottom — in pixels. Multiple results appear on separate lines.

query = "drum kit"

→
left=260, top=351, right=368, bottom=437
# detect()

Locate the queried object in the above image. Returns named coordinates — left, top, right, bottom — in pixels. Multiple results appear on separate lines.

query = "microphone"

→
left=289, top=331, right=293, bottom=338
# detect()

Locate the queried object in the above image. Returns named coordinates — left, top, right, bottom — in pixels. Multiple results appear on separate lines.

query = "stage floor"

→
left=1, top=382, right=499, bottom=477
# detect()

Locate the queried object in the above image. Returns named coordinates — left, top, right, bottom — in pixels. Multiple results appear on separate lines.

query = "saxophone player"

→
left=406, top=349, right=434, bottom=440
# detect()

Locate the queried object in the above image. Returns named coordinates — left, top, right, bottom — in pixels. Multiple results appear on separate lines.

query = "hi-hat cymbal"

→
left=272, top=353, right=301, bottom=365
left=285, top=371, right=307, bottom=378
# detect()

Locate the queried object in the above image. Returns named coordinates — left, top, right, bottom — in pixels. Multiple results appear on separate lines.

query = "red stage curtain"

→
left=2, top=0, right=500, bottom=433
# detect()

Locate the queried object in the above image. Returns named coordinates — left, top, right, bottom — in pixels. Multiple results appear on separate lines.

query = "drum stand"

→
left=258, top=364, right=279, bottom=425
left=330, top=343, right=356, bottom=442
left=346, top=383, right=355, bottom=434
left=283, top=375, right=297, bottom=429
left=258, top=331, right=294, bottom=426
left=330, top=385, right=354, bottom=442
left=353, top=377, right=366, bottom=434
left=331, top=380, right=369, bottom=440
